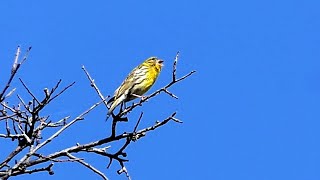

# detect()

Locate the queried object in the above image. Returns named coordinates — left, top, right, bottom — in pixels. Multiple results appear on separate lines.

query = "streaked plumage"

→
left=107, top=57, right=163, bottom=115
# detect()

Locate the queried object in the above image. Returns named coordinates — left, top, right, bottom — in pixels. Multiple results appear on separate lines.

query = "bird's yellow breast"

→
left=141, top=66, right=158, bottom=92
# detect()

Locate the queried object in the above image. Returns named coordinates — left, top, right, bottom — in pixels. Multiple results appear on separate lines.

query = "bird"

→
left=107, top=57, right=164, bottom=115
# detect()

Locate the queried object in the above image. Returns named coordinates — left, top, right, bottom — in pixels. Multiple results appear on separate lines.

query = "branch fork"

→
left=0, top=48, right=195, bottom=180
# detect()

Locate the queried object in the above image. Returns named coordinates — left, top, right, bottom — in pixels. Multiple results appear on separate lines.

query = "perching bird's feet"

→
left=132, top=94, right=147, bottom=101
left=140, top=95, right=147, bottom=101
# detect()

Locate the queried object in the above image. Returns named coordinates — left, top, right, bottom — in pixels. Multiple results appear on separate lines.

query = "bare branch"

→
left=135, top=112, right=182, bottom=135
left=5, top=119, right=10, bottom=134
left=19, top=46, right=32, bottom=65
left=82, top=65, right=109, bottom=107
left=172, top=51, right=179, bottom=81
left=17, top=94, right=31, bottom=113
left=0, top=50, right=193, bottom=180
left=174, top=70, right=196, bottom=83
left=16, top=122, right=31, bottom=144
left=0, top=46, right=31, bottom=102
left=0, top=133, right=23, bottom=139
left=4, top=88, right=16, bottom=99
left=11, top=45, right=21, bottom=74
left=0, top=114, right=18, bottom=121
left=47, top=81, right=75, bottom=104
left=0, top=145, right=26, bottom=169
left=10, top=163, right=54, bottom=177
left=163, top=89, right=178, bottom=99
left=119, top=55, right=196, bottom=116
left=66, top=153, right=108, bottom=180
left=40, top=116, right=70, bottom=128
left=1, top=102, right=17, bottom=114
left=19, top=78, right=41, bottom=105
left=133, top=112, right=143, bottom=133
left=118, top=166, right=131, bottom=180
left=50, top=79, right=62, bottom=93
left=13, top=98, right=106, bottom=169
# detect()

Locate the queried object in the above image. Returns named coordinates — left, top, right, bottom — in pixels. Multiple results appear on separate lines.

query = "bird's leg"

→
left=115, top=102, right=129, bottom=122
left=120, top=102, right=124, bottom=111
left=119, top=102, right=127, bottom=112
left=132, top=94, right=147, bottom=101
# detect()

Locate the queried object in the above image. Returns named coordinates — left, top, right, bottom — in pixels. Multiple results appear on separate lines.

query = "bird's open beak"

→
left=158, top=60, right=164, bottom=66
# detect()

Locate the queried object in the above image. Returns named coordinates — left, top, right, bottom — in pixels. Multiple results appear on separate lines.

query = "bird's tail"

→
left=106, top=97, right=115, bottom=121
left=107, top=95, right=125, bottom=115
left=107, top=97, right=115, bottom=107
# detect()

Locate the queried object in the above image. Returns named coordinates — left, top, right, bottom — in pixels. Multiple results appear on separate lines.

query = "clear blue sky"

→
left=1, top=1, right=320, bottom=180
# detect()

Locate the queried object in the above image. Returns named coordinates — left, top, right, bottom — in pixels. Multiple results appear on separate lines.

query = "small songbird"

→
left=107, top=57, right=164, bottom=115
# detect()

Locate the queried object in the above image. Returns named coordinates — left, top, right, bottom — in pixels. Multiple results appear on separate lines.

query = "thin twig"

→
left=163, top=89, right=178, bottom=99
left=0, top=114, right=17, bottom=121
left=12, top=99, right=105, bottom=169
left=12, top=46, right=21, bottom=74
left=0, top=133, right=23, bottom=139
left=119, top=70, right=195, bottom=116
left=20, top=46, right=32, bottom=65
left=4, top=88, right=16, bottom=99
left=17, top=94, right=31, bottom=113
left=19, top=78, right=40, bottom=105
left=0, top=46, right=25, bottom=102
left=50, top=79, right=62, bottom=94
left=66, top=153, right=108, bottom=180
left=23, top=112, right=179, bottom=168
left=0, top=145, right=26, bottom=169
left=82, top=65, right=109, bottom=108
left=10, top=163, right=54, bottom=177
left=133, top=112, right=143, bottom=132
left=172, top=51, right=179, bottom=81
left=47, top=81, right=75, bottom=104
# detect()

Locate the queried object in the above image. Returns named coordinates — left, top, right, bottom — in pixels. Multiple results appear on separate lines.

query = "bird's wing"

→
left=114, top=65, right=141, bottom=98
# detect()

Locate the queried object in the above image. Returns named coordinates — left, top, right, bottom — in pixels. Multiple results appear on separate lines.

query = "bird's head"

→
left=145, top=57, right=164, bottom=72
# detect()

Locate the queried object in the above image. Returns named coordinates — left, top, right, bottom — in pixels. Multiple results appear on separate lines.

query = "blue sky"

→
left=1, top=0, right=320, bottom=180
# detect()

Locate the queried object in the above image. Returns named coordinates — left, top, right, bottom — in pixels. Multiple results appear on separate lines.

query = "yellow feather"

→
left=108, top=57, right=163, bottom=115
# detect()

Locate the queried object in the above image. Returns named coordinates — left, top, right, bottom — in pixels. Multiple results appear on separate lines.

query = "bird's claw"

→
left=140, top=95, right=147, bottom=101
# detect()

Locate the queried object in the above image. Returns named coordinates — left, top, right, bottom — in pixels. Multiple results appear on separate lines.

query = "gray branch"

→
left=0, top=49, right=194, bottom=180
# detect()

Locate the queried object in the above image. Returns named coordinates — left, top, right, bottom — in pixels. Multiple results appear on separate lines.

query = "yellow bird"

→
left=107, top=57, right=164, bottom=115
